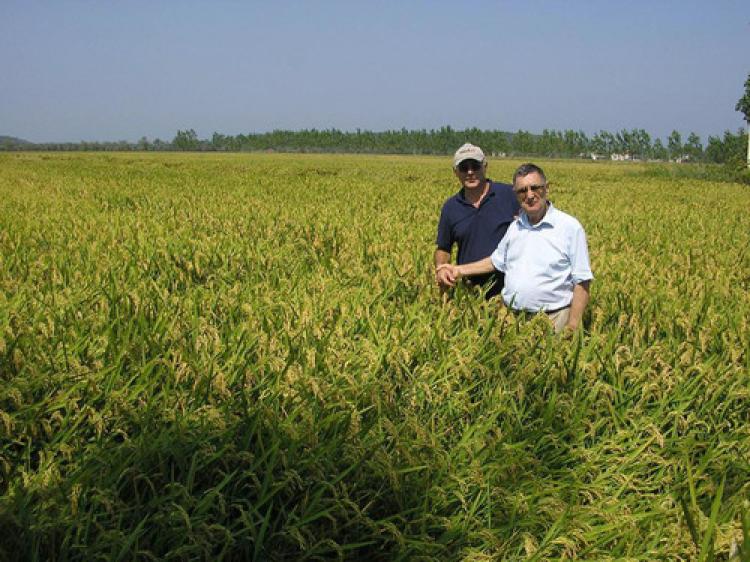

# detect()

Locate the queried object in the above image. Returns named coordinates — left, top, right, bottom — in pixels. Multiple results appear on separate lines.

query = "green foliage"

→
left=705, top=129, right=748, bottom=169
left=0, top=153, right=748, bottom=560
left=172, top=129, right=199, bottom=151
left=736, top=73, right=750, bottom=123
left=652, top=138, right=668, bottom=161
left=668, top=130, right=683, bottom=159
left=685, top=133, right=704, bottom=161
left=735, top=73, right=750, bottom=169
left=0, top=127, right=716, bottom=162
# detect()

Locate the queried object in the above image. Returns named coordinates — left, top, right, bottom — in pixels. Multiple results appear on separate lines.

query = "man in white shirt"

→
left=437, top=163, right=593, bottom=333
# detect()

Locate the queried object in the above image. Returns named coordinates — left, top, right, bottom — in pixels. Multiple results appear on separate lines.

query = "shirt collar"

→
left=519, top=202, right=557, bottom=228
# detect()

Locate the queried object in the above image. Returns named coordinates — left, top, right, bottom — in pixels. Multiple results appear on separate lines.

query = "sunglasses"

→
left=457, top=160, right=483, bottom=173
left=514, top=184, right=546, bottom=196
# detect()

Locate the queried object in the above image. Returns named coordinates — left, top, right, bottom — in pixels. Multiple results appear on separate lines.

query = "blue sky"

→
left=1, top=1, right=748, bottom=143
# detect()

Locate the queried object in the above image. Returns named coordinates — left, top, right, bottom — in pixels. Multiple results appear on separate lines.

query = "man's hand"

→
left=434, top=248, right=452, bottom=290
left=435, top=263, right=459, bottom=288
left=562, top=321, right=579, bottom=338
left=564, top=281, right=590, bottom=333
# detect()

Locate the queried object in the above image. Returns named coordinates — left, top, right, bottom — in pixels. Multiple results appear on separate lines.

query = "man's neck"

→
left=527, top=202, right=549, bottom=225
left=464, top=180, right=490, bottom=207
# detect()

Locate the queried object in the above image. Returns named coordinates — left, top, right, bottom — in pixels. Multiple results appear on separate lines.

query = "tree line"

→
left=1, top=126, right=746, bottom=165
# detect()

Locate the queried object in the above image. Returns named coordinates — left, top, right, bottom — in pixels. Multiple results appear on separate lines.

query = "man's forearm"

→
left=434, top=249, right=451, bottom=268
left=566, top=281, right=591, bottom=330
left=456, top=257, right=496, bottom=278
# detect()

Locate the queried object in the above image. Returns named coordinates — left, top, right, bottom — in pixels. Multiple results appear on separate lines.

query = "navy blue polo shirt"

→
left=436, top=180, right=519, bottom=298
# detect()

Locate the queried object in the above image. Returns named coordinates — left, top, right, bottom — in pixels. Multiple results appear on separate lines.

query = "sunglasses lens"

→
left=515, top=185, right=545, bottom=196
left=459, top=160, right=481, bottom=173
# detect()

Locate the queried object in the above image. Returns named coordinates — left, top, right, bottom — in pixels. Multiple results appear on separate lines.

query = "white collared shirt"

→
left=490, top=203, right=593, bottom=312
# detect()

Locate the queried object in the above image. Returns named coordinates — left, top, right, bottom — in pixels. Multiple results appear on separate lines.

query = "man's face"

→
left=514, top=172, right=548, bottom=217
left=454, top=159, right=487, bottom=190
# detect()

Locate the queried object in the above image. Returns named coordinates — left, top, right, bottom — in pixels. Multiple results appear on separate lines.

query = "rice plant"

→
left=0, top=152, right=748, bottom=560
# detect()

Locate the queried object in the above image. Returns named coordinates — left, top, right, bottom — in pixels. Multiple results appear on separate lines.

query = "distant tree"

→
left=667, top=130, right=682, bottom=160
left=589, top=132, right=604, bottom=156
left=574, top=130, right=590, bottom=156
left=705, top=135, right=724, bottom=163
left=631, top=129, right=651, bottom=159
left=591, top=130, right=615, bottom=156
left=736, top=73, right=750, bottom=167
left=705, top=129, right=747, bottom=166
left=614, top=129, right=633, bottom=156
left=173, top=129, right=199, bottom=151
left=211, top=132, right=227, bottom=151
left=511, top=130, right=536, bottom=155
left=487, top=131, right=510, bottom=155
left=684, top=132, right=703, bottom=162
left=538, top=129, right=557, bottom=156
left=652, top=138, right=668, bottom=161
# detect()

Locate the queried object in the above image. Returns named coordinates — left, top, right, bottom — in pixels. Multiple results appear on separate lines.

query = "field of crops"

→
left=0, top=152, right=749, bottom=560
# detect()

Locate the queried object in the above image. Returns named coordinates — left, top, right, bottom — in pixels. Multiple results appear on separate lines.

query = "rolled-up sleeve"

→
left=490, top=235, right=508, bottom=273
left=570, top=225, right=593, bottom=284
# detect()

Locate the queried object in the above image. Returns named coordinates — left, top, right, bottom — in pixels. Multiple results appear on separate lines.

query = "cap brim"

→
left=453, top=155, right=486, bottom=167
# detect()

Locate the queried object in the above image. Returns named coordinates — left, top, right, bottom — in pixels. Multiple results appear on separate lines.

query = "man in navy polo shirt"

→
left=435, top=143, right=519, bottom=299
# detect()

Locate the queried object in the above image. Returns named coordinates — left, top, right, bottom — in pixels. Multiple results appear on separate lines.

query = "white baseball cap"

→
left=453, top=143, right=486, bottom=168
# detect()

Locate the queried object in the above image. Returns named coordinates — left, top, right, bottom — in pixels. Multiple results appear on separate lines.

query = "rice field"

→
left=0, top=152, right=749, bottom=560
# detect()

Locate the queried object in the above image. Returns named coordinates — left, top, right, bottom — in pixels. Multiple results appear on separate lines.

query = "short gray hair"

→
left=512, top=163, right=547, bottom=185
